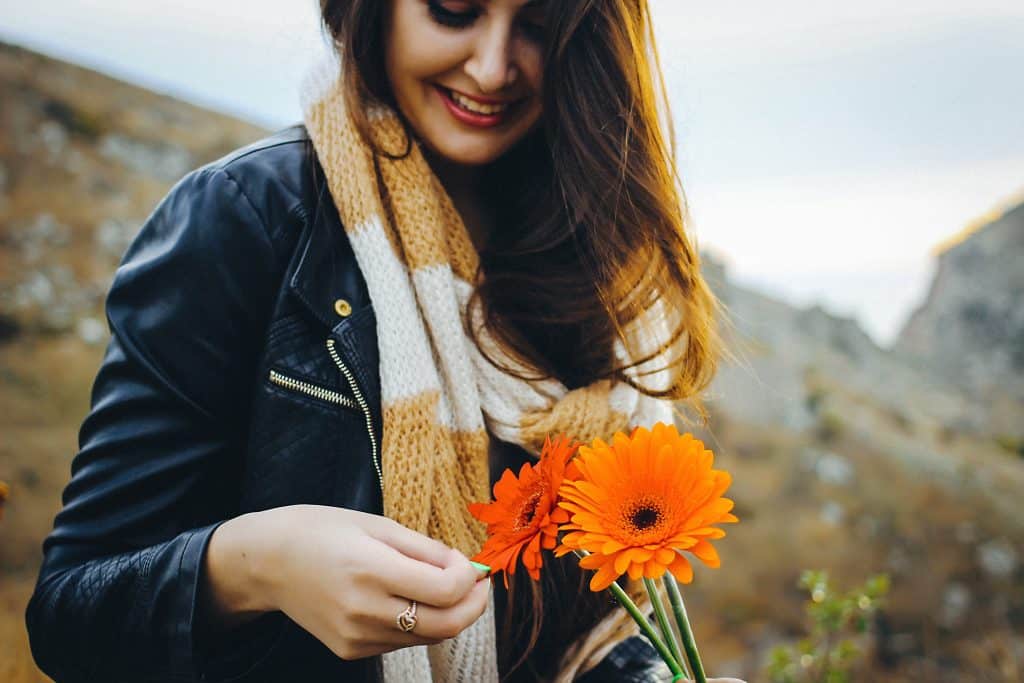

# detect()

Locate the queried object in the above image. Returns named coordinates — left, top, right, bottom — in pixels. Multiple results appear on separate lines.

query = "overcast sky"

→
left=3, top=0, right=1023, bottom=345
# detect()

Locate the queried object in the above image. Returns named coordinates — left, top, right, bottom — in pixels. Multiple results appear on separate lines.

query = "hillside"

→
left=0, top=41, right=267, bottom=340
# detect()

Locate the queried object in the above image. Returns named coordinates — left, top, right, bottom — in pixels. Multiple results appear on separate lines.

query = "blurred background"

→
left=1, top=1, right=1022, bottom=681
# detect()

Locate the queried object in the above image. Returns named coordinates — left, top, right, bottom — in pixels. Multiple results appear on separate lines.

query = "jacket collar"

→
left=288, top=141, right=380, bottom=407
left=288, top=143, right=371, bottom=331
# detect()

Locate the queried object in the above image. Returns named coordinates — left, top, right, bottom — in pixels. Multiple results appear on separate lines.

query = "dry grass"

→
left=1, top=334, right=107, bottom=682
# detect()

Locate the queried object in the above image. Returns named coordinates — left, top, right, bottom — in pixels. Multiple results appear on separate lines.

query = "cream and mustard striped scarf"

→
left=302, top=58, right=673, bottom=683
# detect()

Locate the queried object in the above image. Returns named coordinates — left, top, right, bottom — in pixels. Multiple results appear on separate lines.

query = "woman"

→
left=25, top=1, right=745, bottom=681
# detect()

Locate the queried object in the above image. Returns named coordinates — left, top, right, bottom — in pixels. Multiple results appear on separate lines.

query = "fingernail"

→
left=470, top=561, right=491, bottom=574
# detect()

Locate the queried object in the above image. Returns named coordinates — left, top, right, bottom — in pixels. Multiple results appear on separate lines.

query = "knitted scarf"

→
left=301, top=58, right=673, bottom=683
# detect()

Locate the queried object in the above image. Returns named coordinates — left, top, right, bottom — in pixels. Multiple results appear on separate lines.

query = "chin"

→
left=429, top=139, right=513, bottom=167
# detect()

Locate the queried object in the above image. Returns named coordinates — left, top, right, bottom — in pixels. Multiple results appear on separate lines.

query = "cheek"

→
left=515, top=43, right=545, bottom=94
left=394, top=43, right=463, bottom=85
left=387, top=4, right=469, bottom=86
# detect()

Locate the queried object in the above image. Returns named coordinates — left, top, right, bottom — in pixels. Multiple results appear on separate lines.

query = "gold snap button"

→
left=334, top=298, right=352, bottom=318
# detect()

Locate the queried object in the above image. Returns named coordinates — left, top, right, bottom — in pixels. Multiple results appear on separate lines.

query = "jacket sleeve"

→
left=577, top=636, right=674, bottom=682
left=25, top=166, right=285, bottom=682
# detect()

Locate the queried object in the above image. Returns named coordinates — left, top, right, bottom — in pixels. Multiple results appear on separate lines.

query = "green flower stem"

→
left=663, top=572, right=707, bottom=683
left=607, top=579, right=685, bottom=678
left=644, top=577, right=685, bottom=669
left=573, top=550, right=684, bottom=678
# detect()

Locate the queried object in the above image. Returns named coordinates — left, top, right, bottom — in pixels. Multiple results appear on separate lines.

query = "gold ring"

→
left=396, top=599, right=418, bottom=632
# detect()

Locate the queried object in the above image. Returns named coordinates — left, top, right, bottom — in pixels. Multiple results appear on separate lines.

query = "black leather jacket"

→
left=25, top=126, right=665, bottom=683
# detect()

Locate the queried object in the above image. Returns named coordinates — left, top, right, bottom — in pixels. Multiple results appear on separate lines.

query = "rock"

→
left=76, top=316, right=107, bottom=345
left=939, top=582, right=971, bottom=628
left=976, top=538, right=1018, bottom=579
left=94, top=217, right=138, bottom=260
left=99, top=134, right=192, bottom=182
left=820, top=500, right=844, bottom=525
left=15, top=271, right=55, bottom=308
left=9, top=264, right=95, bottom=334
left=38, top=120, right=68, bottom=162
left=41, top=303, right=75, bottom=332
left=814, top=451, right=854, bottom=486
left=14, top=213, right=72, bottom=263
left=65, top=147, right=86, bottom=175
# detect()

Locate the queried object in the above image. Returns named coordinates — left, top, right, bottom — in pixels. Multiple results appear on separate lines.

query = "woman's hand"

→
left=204, top=504, right=490, bottom=660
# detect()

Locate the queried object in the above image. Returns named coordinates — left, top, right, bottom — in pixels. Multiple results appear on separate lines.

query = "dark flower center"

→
left=514, top=490, right=544, bottom=531
left=620, top=496, right=666, bottom=537
left=631, top=505, right=661, bottom=530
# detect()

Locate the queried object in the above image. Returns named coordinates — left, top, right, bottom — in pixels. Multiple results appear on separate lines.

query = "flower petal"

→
left=668, top=552, right=694, bottom=584
left=590, top=561, right=621, bottom=592
left=689, top=538, right=721, bottom=568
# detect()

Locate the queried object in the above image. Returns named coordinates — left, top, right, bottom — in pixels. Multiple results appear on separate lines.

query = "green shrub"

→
left=764, top=569, right=889, bottom=683
left=994, top=435, right=1024, bottom=459
left=815, top=412, right=844, bottom=444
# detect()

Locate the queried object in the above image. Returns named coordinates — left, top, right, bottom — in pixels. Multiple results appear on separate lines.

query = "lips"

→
left=434, top=84, right=525, bottom=128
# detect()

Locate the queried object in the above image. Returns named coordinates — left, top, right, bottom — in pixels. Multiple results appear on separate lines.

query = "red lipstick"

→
left=434, top=85, right=521, bottom=129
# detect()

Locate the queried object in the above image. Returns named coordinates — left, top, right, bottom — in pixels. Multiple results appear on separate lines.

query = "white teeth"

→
left=448, top=89, right=509, bottom=115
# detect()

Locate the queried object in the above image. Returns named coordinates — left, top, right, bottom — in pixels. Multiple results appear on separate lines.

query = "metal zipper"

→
left=326, top=338, right=384, bottom=494
left=268, top=369, right=359, bottom=411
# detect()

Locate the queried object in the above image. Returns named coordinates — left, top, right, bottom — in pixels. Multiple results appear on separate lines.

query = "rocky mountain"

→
left=703, top=253, right=958, bottom=433
left=893, top=198, right=1024, bottom=438
left=703, top=248, right=1022, bottom=513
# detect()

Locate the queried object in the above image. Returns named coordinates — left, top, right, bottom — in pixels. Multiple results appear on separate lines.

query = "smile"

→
left=434, top=85, right=525, bottom=128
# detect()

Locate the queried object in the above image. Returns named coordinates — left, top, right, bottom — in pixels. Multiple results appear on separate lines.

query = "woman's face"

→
left=384, top=0, right=546, bottom=167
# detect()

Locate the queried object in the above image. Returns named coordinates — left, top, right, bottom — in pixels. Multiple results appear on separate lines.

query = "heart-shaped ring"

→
left=396, top=599, right=418, bottom=632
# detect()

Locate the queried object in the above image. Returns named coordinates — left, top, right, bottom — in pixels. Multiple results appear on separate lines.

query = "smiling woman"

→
left=24, top=1, right=733, bottom=682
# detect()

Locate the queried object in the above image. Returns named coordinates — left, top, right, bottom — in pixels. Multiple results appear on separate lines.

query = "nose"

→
left=464, top=21, right=519, bottom=94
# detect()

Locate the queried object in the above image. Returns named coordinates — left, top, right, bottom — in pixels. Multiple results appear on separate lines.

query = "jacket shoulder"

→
left=207, top=123, right=311, bottom=178
left=192, top=124, right=320, bottom=234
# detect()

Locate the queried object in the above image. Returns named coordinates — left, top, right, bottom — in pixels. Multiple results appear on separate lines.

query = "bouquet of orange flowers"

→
left=468, top=422, right=738, bottom=683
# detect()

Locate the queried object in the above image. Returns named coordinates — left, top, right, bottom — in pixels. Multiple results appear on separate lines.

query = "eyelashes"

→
left=426, top=0, right=546, bottom=42
left=427, top=0, right=476, bottom=28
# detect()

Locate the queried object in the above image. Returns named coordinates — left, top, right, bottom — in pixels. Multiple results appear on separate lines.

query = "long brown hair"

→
left=319, top=0, right=728, bottom=678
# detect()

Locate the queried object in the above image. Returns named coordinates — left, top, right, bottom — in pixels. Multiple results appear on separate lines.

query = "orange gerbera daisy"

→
left=468, top=435, right=579, bottom=587
left=556, top=422, right=739, bottom=592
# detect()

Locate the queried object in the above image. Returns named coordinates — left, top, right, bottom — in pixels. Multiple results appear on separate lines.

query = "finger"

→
left=363, top=516, right=456, bottom=569
left=374, top=579, right=490, bottom=643
left=363, top=537, right=481, bottom=608
left=363, top=519, right=484, bottom=605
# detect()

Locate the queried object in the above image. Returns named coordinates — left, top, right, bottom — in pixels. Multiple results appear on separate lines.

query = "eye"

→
left=517, top=5, right=547, bottom=44
left=518, top=18, right=545, bottom=44
left=427, top=0, right=478, bottom=28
